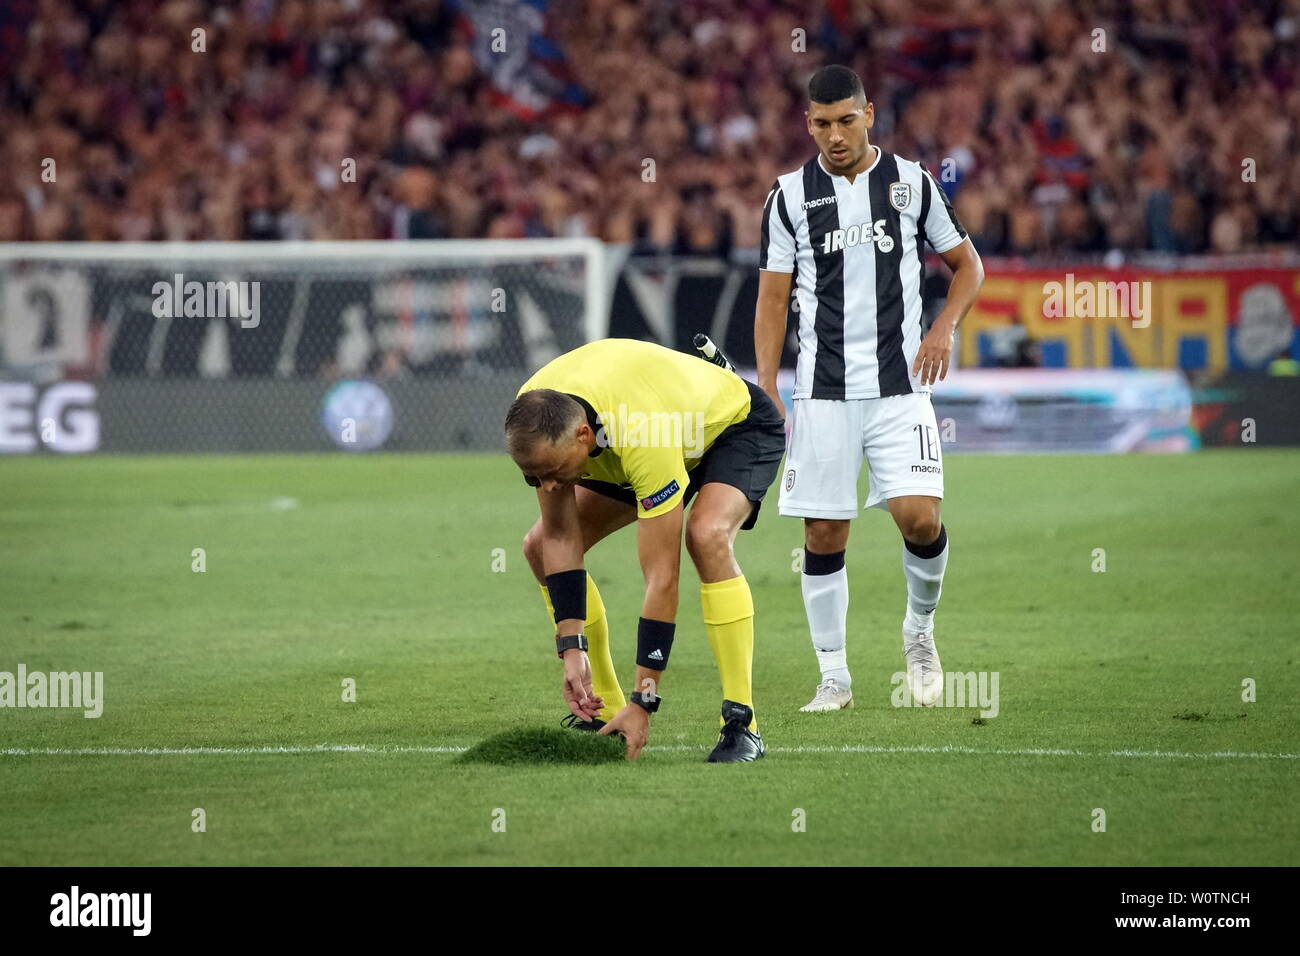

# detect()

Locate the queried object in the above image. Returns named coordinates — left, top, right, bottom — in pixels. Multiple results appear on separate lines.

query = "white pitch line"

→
left=1, top=744, right=1297, bottom=760
left=0, top=745, right=466, bottom=756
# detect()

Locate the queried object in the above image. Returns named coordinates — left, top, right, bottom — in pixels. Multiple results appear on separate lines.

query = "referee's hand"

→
left=912, top=318, right=956, bottom=386
left=599, top=704, right=650, bottom=760
left=561, top=650, right=604, bottom=721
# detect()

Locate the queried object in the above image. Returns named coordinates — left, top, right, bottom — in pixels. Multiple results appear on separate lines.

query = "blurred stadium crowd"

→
left=1, top=0, right=1296, bottom=257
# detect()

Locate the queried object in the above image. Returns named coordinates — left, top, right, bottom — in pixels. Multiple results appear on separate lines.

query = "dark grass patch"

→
left=1172, top=711, right=1252, bottom=723
left=457, top=728, right=626, bottom=765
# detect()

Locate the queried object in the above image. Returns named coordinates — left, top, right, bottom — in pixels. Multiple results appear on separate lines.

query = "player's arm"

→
left=935, top=239, right=984, bottom=332
left=913, top=170, right=985, bottom=386
left=599, top=497, right=684, bottom=760
left=912, top=238, right=984, bottom=386
left=755, top=180, right=796, bottom=417
left=755, top=269, right=794, bottom=419
left=535, top=484, right=585, bottom=636
left=535, top=484, right=606, bottom=721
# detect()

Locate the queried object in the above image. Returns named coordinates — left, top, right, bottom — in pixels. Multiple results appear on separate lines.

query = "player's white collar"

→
left=818, top=145, right=881, bottom=180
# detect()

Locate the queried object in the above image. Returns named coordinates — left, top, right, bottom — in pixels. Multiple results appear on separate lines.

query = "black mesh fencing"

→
left=0, top=242, right=601, bottom=453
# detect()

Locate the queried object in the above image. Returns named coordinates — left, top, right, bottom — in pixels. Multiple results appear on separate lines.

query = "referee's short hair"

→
left=809, top=65, right=866, bottom=105
left=504, top=389, right=583, bottom=456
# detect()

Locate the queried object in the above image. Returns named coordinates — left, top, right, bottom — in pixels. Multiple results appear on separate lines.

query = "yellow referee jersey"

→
left=518, top=339, right=752, bottom=518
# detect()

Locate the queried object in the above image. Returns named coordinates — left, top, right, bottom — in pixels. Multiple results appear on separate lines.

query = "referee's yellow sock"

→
left=539, top=575, right=625, bottom=722
left=700, top=574, right=757, bottom=732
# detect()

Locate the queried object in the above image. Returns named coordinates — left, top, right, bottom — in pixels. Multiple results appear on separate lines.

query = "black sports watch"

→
left=555, top=633, right=588, bottom=658
left=629, top=690, right=661, bottom=713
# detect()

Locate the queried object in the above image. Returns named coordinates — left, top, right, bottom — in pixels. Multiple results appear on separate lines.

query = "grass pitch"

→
left=458, top=728, right=625, bottom=765
left=0, top=450, right=1297, bottom=866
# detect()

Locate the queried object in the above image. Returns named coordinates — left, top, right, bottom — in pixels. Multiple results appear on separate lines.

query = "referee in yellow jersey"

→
left=505, top=338, right=785, bottom=762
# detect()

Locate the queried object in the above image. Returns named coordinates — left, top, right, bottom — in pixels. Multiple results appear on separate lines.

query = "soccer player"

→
left=505, top=338, right=785, bottom=761
left=754, top=65, right=985, bottom=711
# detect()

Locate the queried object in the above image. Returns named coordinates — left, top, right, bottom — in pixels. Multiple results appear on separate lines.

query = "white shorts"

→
left=777, top=393, right=945, bottom=519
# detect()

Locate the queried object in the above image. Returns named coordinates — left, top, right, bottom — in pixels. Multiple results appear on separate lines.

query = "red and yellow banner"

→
left=963, top=268, right=1300, bottom=372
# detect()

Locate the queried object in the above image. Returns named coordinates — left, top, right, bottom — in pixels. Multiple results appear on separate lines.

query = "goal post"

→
left=0, top=240, right=609, bottom=453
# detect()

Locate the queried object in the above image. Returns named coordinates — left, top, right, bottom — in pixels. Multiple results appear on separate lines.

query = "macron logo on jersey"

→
left=641, top=479, right=681, bottom=510
left=802, top=195, right=837, bottom=210
left=821, top=219, right=894, bottom=255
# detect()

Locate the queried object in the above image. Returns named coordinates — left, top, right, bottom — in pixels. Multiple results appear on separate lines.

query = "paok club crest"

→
left=889, top=181, right=912, bottom=211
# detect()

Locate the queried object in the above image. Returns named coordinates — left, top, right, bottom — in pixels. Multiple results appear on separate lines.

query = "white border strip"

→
left=0, top=239, right=604, bottom=263
left=2, top=744, right=1296, bottom=760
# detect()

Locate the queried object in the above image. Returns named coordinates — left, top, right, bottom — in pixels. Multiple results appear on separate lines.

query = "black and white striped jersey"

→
left=760, top=147, right=968, bottom=400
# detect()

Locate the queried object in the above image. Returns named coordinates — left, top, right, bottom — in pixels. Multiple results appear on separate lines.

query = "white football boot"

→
left=902, top=627, right=943, bottom=706
left=800, top=678, right=854, bottom=712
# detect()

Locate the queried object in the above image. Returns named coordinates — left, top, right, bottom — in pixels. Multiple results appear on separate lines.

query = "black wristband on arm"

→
left=636, top=617, right=676, bottom=671
left=545, top=569, right=587, bottom=624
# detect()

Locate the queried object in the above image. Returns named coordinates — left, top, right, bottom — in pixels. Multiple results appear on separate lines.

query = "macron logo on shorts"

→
left=641, top=480, right=681, bottom=510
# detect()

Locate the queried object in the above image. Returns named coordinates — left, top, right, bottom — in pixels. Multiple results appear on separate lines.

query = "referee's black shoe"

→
left=560, top=713, right=607, bottom=732
left=706, top=701, right=766, bottom=762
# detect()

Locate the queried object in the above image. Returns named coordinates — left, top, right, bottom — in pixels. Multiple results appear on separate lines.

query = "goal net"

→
left=0, top=240, right=607, bottom=453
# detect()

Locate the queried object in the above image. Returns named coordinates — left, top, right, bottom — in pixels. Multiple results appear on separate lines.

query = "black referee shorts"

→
left=578, top=379, right=786, bottom=531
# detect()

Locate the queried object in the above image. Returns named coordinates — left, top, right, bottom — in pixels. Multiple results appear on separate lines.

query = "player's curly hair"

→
left=504, top=389, right=584, bottom=456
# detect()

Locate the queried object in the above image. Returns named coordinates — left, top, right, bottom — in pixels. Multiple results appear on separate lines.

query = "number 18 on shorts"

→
left=777, top=393, right=945, bottom=520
